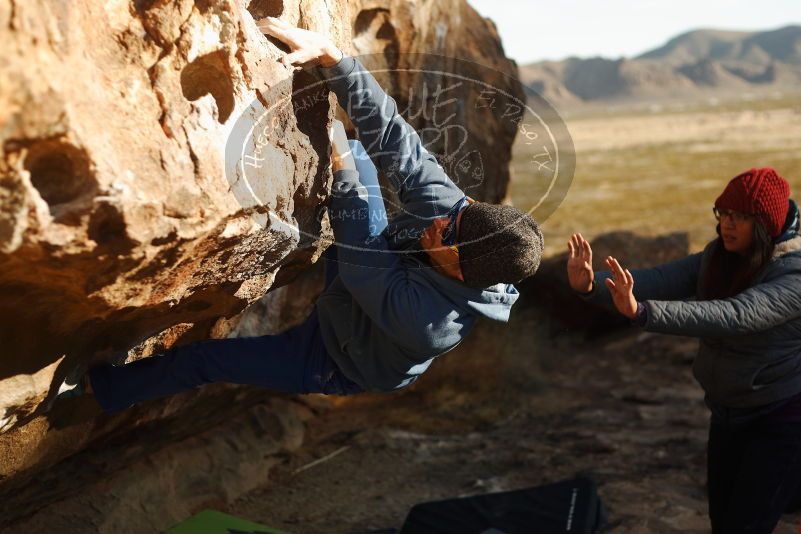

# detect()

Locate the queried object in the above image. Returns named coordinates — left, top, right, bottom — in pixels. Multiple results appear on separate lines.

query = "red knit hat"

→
left=714, top=167, right=791, bottom=238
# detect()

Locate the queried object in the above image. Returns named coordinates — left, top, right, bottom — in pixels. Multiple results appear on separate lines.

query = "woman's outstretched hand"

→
left=604, top=256, right=639, bottom=319
left=567, top=233, right=594, bottom=293
left=257, top=16, right=344, bottom=69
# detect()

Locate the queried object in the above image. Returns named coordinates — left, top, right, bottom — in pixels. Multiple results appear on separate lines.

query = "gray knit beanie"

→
left=458, top=203, right=544, bottom=288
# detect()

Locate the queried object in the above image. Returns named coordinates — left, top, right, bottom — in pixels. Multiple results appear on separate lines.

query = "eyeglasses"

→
left=713, top=207, right=753, bottom=224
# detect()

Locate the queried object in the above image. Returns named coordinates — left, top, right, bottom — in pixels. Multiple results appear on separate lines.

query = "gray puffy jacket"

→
left=584, top=221, right=801, bottom=408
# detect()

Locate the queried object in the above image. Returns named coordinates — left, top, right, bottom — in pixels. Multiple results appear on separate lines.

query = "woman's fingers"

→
left=569, top=233, right=588, bottom=261
left=573, top=234, right=584, bottom=253
left=605, top=256, right=617, bottom=279
left=606, top=257, right=634, bottom=290
left=604, top=278, right=617, bottom=292
left=567, top=239, right=575, bottom=258
left=578, top=233, right=592, bottom=261
left=607, top=256, right=633, bottom=290
left=568, top=234, right=580, bottom=259
left=607, top=256, right=626, bottom=283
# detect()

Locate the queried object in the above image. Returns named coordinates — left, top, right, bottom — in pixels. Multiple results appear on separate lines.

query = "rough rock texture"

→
left=0, top=0, right=524, bottom=518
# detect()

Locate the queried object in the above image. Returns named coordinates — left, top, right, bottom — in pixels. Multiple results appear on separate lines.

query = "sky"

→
left=466, top=0, right=801, bottom=65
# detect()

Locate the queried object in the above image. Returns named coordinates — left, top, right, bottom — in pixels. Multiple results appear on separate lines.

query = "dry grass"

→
left=510, top=93, right=801, bottom=257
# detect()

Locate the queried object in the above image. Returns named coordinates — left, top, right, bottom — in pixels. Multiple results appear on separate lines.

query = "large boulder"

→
left=0, top=0, right=524, bottom=512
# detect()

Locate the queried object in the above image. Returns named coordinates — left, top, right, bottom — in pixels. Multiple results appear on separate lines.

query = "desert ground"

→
left=7, top=93, right=801, bottom=533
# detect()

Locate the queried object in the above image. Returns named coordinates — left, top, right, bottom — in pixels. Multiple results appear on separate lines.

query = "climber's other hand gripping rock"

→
left=257, top=16, right=344, bottom=70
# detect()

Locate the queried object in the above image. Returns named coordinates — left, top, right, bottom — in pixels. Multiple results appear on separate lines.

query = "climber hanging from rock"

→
left=61, top=17, right=544, bottom=411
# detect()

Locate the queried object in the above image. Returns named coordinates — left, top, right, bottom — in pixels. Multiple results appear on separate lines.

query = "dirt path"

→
left=8, top=303, right=801, bottom=533
left=224, top=304, right=801, bottom=533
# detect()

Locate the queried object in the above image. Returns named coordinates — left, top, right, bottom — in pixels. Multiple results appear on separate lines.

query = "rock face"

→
left=0, top=0, right=524, bottom=512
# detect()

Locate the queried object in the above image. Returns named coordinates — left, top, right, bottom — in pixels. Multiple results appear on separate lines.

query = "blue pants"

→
left=90, top=141, right=386, bottom=413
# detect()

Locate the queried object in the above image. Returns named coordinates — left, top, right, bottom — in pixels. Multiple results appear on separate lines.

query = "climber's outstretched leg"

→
left=88, top=311, right=362, bottom=413
left=89, top=140, right=384, bottom=414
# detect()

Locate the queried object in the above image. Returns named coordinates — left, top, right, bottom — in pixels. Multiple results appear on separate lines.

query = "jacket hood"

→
left=415, top=260, right=519, bottom=322
left=773, top=199, right=801, bottom=259
left=775, top=198, right=800, bottom=242
left=773, top=234, right=801, bottom=259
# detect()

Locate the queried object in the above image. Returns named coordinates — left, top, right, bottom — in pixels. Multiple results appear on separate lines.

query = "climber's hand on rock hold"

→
left=329, top=120, right=356, bottom=172
left=257, top=16, right=344, bottom=70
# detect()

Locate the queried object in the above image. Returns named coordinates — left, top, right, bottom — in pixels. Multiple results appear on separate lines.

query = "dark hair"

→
left=700, top=221, right=773, bottom=300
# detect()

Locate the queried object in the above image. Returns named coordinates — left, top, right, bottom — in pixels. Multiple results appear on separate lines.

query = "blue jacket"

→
left=313, top=56, right=519, bottom=392
left=583, top=200, right=801, bottom=408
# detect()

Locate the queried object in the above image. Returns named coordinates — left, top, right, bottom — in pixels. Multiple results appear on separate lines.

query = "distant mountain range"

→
left=518, top=25, right=801, bottom=104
